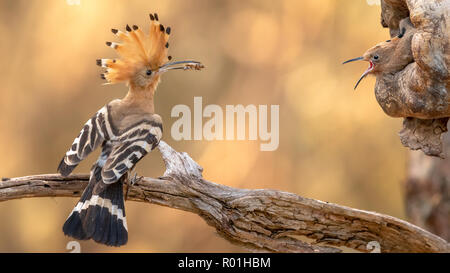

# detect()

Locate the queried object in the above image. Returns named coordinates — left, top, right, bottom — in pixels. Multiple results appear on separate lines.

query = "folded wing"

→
left=101, top=119, right=162, bottom=184
left=57, top=106, right=116, bottom=176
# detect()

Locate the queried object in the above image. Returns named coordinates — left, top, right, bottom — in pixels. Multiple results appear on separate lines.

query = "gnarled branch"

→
left=0, top=141, right=448, bottom=253
left=379, top=0, right=450, bottom=157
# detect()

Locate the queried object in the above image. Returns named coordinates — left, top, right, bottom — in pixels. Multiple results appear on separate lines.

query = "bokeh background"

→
left=0, top=0, right=409, bottom=252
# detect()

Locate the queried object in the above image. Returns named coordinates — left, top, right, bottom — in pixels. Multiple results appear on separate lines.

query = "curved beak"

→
left=342, top=56, right=373, bottom=90
left=157, top=60, right=204, bottom=73
left=342, top=56, right=363, bottom=64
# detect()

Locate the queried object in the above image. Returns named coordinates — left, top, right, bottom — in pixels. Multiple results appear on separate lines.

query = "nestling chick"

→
left=343, top=18, right=415, bottom=90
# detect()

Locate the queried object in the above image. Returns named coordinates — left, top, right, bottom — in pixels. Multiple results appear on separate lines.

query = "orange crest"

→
left=97, top=13, right=172, bottom=84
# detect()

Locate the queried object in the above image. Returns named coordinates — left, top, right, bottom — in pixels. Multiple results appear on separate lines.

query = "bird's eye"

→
left=146, top=70, right=152, bottom=76
left=373, top=55, right=379, bottom=60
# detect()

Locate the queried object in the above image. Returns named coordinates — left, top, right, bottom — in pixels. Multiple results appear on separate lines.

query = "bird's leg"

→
left=124, top=169, right=143, bottom=201
left=124, top=170, right=132, bottom=201
left=129, top=172, right=143, bottom=185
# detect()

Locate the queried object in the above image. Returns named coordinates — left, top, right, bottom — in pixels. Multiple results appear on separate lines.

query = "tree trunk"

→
left=405, top=133, right=450, bottom=241
left=379, top=0, right=450, bottom=157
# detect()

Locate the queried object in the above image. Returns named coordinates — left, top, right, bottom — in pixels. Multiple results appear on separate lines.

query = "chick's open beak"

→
left=157, top=60, right=204, bottom=73
left=342, top=56, right=373, bottom=90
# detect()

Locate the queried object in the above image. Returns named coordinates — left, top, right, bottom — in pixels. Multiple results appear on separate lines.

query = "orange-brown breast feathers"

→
left=98, top=13, right=171, bottom=84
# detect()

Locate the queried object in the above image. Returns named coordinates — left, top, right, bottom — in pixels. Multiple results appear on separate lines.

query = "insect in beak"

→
left=157, top=60, right=204, bottom=73
left=343, top=57, right=374, bottom=90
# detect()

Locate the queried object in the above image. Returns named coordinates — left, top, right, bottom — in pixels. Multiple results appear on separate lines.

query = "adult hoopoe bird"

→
left=343, top=18, right=415, bottom=90
left=57, top=13, right=203, bottom=247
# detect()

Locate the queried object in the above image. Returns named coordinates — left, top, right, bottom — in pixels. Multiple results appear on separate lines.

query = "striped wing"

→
left=58, top=106, right=116, bottom=176
left=101, top=120, right=162, bottom=184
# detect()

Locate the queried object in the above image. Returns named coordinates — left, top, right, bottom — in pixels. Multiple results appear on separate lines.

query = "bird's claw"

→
left=125, top=172, right=142, bottom=201
left=129, top=172, right=143, bottom=186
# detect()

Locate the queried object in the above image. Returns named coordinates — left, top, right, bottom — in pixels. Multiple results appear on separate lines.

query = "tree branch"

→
left=0, top=141, right=448, bottom=253
left=379, top=0, right=450, bottom=157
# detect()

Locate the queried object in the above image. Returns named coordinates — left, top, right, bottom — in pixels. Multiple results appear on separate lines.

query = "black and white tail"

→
left=58, top=105, right=162, bottom=247
left=62, top=165, right=128, bottom=247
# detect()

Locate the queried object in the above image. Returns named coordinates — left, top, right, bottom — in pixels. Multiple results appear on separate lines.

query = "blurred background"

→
left=0, top=0, right=413, bottom=252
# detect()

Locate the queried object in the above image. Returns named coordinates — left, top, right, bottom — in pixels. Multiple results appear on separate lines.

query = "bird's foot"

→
left=125, top=172, right=143, bottom=201
left=129, top=172, right=143, bottom=186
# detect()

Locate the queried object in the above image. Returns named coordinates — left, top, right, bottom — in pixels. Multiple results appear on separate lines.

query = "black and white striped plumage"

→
left=58, top=104, right=162, bottom=247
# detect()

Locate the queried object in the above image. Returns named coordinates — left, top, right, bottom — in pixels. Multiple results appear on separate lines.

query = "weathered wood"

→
left=379, top=0, right=450, bottom=156
left=405, top=133, right=450, bottom=241
left=0, top=141, right=448, bottom=253
left=399, top=117, right=449, bottom=158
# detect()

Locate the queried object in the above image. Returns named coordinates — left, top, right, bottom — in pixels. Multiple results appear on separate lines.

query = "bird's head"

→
left=343, top=27, right=406, bottom=90
left=97, top=13, right=204, bottom=90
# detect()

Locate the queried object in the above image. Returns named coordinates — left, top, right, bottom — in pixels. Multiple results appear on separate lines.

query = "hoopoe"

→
left=57, top=13, right=203, bottom=247
left=343, top=18, right=415, bottom=90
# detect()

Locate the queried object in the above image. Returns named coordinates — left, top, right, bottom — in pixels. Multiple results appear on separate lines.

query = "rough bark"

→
left=405, top=133, right=450, bottom=241
left=1, top=141, right=448, bottom=253
left=399, top=117, right=449, bottom=158
left=379, top=0, right=450, bottom=157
